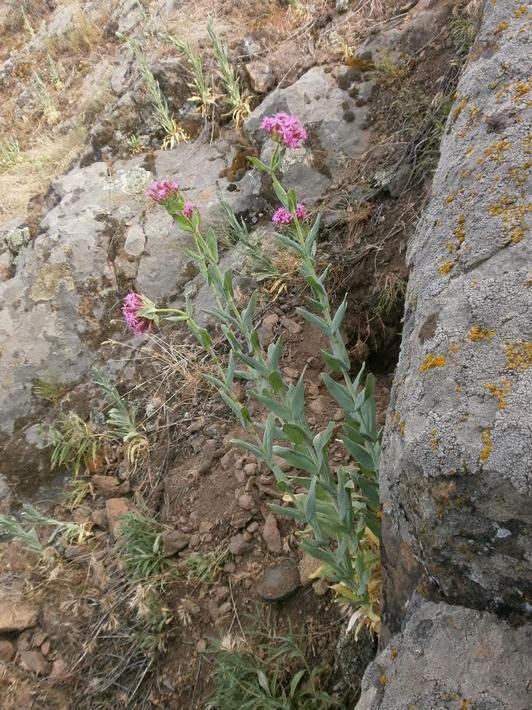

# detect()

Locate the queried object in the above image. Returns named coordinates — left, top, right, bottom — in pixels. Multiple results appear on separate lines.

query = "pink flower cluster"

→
left=182, top=201, right=196, bottom=218
left=122, top=292, right=152, bottom=336
left=272, top=203, right=306, bottom=226
left=146, top=179, right=179, bottom=203
left=260, top=113, right=307, bottom=150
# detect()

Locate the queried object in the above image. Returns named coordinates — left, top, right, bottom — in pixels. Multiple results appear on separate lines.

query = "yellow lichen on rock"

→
left=504, top=341, right=532, bottom=369
left=438, top=260, right=454, bottom=274
left=419, top=354, right=446, bottom=373
left=468, top=325, right=495, bottom=342
left=484, top=379, right=512, bottom=409
left=479, top=430, right=493, bottom=463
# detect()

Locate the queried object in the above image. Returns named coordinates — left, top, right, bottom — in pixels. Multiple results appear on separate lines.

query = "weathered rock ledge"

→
left=359, top=0, right=531, bottom=705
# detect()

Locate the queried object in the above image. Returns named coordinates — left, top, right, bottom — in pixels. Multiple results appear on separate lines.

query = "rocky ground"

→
left=3, top=1, right=526, bottom=709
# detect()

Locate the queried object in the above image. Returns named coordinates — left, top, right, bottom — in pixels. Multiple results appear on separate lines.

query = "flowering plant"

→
left=123, top=115, right=381, bottom=626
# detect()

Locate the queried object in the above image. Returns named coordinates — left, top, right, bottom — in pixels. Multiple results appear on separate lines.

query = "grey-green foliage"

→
left=0, top=504, right=89, bottom=552
left=208, top=610, right=340, bottom=709
left=92, top=367, right=142, bottom=443
left=159, top=31, right=215, bottom=115
left=45, top=411, right=99, bottom=476
left=154, top=140, right=381, bottom=609
left=115, top=510, right=169, bottom=580
left=217, top=190, right=283, bottom=281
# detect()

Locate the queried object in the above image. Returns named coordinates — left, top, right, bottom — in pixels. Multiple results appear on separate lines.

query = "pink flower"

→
left=295, top=203, right=306, bottom=220
left=260, top=113, right=307, bottom=149
left=272, top=203, right=307, bottom=226
left=182, top=201, right=196, bottom=218
left=272, top=207, right=293, bottom=226
left=146, top=179, right=179, bottom=203
left=122, top=292, right=153, bottom=336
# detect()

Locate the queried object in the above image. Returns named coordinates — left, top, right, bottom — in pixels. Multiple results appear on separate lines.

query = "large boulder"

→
left=245, top=65, right=373, bottom=203
left=0, top=142, right=256, bottom=487
left=358, top=598, right=532, bottom=709
left=379, top=0, right=532, bottom=636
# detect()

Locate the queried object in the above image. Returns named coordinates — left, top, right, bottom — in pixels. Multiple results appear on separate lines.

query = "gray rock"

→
left=0, top=599, right=39, bottom=633
left=229, top=533, right=254, bottom=555
left=245, top=61, right=275, bottom=93
left=19, top=648, right=51, bottom=676
left=245, top=66, right=372, bottom=203
left=262, top=513, right=282, bottom=553
left=357, top=599, right=532, bottom=710
left=379, top=0, right=532, bottom=635
left=161, top=530, right=190, bottom=556
left=0, top=141, right=257, bottom=489
left=256, top=559, right=300, bottom=601
left=0, top=473, right=14, bottom=513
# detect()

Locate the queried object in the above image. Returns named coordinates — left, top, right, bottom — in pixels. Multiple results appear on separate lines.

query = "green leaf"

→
left=223, top=270, right=234, bottom=298
left=305, top=215, right=321, bottom=253
left=332, top=297, right=348, bottom=333
left=272, top=175, right=289, bottom=208
left=290, top=669, right=307, bottom=698
left=269, top=505, right=305, bottom=523
left=282, top=422, right=309, bottom=445
left=219, top=390, right=250, bottom=427
left=268, top=370, right=286, bottom=393
left=231, top=438, right=264, bottom=459
left=257, top=670, right=270, bottom=694
left=321, top=373, right=354, bottom=411
left=321, top=350, right=349, bottom=373
left=343, top=438, right=375, bottom=471
left=305, top=477, right=317, bottom=520
left=313, top=422, right=335, bottom=456
left=248, top=156, right=270, bottom=171
left=263, top=413, right=275, bottom=458
left=296, top=307, right=331, bottom=335
left=253, top=393, right=292, bottom=420
left=289, top=375, right=306, bottom=420
left=267, top=338, right=283, bottom=370
left=272, top=446, right=318, bottom=474
left=275, top=233, right=305, bottom=257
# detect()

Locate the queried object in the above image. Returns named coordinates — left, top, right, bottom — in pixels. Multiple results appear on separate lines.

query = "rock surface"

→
left=256, top=559, right=300, bottom=601
left=379, top=0, right=532, bottom=636
left=357, top=599, right=532, bottom=710
left=246, top=65, right=373, bottom=203
left=0, top=599, right=39, bottom=633
left=0, top=141, right=256, bottom=487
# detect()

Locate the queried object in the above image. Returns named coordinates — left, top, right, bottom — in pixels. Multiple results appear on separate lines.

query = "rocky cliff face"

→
left=358, top=0, right=531, bottom=705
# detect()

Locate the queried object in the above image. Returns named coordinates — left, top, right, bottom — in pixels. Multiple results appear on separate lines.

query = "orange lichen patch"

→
left=438, top=260, right=454, bottom=275
left=508, top=161, right=530, bottom=186
left=452, top=95, right=468, bottom=119
left=468, top=325, right=495, bottom=342
left=453, top=214, right=466, bottom=243
left=419, top=354, right=446, bottom=373
left=494, top=20, right=509, bottom=34
left=464, top=147, right=474, bottom=158
left=485, top=379, right=512, bottom=409
left=446, top=241, right=457, bottom=252
left=390, top=647, right=398, bottom=659
left=449, top=342, right=460, bottom=353
left=513, top=79, right=531, bottom=100
left=480, top=139, right=511, bottom=163
left=399, top=420, right=406, bottom=437
left=511, top=226, right=525, bottom=243
left=514, top=4, right=528, bottom=18
left=488, top=192, right=531, bottom=243
left=391, top=411, right=400, bottom=426
left=379, top=675, right=387, bottom=687
left=504, top=340, right=532, bottom=369
left=430, top=429, right=439, bottom=451
left=446, top=194, right=455, bottom=204
left=479, top=430, right=493, bottom=463
left=455, top=385, right=463, bottom=394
